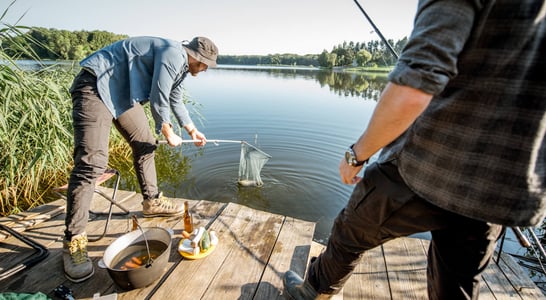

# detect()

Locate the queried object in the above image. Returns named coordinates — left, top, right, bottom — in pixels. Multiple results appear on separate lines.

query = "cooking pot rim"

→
left=101, top=226, right=172, bottom=269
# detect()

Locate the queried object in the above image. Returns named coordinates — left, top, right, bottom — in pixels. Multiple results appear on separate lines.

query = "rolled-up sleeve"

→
left=388, top=0, right=478, bottom=95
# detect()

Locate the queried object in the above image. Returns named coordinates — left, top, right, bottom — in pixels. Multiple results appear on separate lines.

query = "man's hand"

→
left=161, top=122, right=182, bottom=147
left=190, top=129, right=207, bottom=147
left=166, top=134, right=183, bottom=147
left=339, top=158, right=363, bottom=184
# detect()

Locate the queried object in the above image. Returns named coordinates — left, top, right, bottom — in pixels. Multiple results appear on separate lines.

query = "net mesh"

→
left=238, top=142, right=271, bottom=187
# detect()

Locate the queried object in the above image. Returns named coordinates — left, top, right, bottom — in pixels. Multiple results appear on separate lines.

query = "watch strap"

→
left=350, top=144, right=368, bottom=166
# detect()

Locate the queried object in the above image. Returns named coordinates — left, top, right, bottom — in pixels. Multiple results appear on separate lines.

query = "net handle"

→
left=156, top=139, right=270, bottom=157
left=156, top=139, right=243, bottom=145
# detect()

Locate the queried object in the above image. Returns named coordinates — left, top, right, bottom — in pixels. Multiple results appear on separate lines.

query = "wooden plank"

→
left=307, top=241, right=391, bottom=300
left=0, top=205, right=67, bottom=279
left=2, top=193, right=545, bottom=300
left=481, top=259, right=523, bottom=299
left=202, top=207, right=284, bottom=299
left=0, top=199, right=66, bottom=240
left=344, top=245, right=390, bottom=300
left=75, top=194, right=181, bottom=300
left=150, top=202, right=281, bottom=299
left=254, top=217, right=315, bottom=300
left=83, top=193, right=143, bottom=243
left=148, top=202, right=248, bottom=299
left=497, top=252, right=546, bottom=299
left=0, top=191, right=140, bottom=299
left=88, top=187, right=136, bottom=215
left=417, top=239, right=499, bottom=300
left=383, top=237, right=428, bottom=300
left=0, top=245, right=72, bottom=295
left=115, top=199, right=226, bottom=300
left=309, top=241, right=325, bottom=264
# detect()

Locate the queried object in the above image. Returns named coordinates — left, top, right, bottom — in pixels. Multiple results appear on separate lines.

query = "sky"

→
left=3, top=0, right=418, bottom=56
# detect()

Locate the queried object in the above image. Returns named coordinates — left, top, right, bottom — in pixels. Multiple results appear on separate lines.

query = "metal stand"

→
left=53, top=169, right=130, bottom=242
left=0, top=224, right=49, bottom=280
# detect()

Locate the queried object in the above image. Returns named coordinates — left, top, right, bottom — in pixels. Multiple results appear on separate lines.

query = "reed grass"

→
left=0, top=3, right=128, bottom=215
left=0, top=3, right=197, bottom=216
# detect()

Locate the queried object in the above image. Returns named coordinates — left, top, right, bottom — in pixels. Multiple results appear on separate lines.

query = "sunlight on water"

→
left=159, top=67, right=379, bottom=242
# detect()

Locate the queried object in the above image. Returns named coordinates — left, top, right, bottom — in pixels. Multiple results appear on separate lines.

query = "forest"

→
left=3, top=27, right=408, bottom=68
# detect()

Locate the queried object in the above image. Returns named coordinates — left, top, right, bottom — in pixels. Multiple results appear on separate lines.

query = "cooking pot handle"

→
left=97, top=259, right=107, bottom=269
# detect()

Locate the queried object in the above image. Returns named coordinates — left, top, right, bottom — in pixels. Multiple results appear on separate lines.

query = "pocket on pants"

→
left=347, top=161, right=415, bottom=228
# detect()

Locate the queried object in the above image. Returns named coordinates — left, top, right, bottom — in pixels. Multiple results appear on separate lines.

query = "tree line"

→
left=2, top=27, right=128, bottom=60
left=3, top=27, right=407, bottom=68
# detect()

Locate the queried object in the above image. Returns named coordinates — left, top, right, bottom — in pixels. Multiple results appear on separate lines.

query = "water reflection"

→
left=218, top=65, right=388, bottom=100
left=315, top=71, right=387, bottom=100
left=156, top=67, right=382, bottom=243
left=14, top=61, right=389, bottom=101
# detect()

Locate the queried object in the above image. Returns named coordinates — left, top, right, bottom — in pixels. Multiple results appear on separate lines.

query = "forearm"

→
left=161, top=122, right=197, bottom=136
left=161, top=122, right=177, bottom=139
left=352, top=82, right=433, bottom=160
left=183, top=123, right=197, bottom=136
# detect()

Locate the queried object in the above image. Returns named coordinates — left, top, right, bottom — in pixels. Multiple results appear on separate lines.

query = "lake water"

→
left=153, top=66, right=384, bottom=243
left=9, top=58, right=544, bottom=291
left=16, top=60, right=545, bottom=290
left=151, top=67, right=546, bottom=293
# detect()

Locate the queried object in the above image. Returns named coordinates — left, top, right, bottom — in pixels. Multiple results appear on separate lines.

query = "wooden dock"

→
left=0, top=187, right=544, bottom=299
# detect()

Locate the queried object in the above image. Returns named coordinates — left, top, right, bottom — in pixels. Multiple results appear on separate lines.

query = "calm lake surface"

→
left=17, top=60, right=546, bottom=290
left=151, top=66, right=384, bottom=243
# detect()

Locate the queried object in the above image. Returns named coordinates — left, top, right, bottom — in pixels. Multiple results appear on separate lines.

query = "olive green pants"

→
left=64, top=70, right=158, bottom=239
left=308, top=160, right=503, bottom=299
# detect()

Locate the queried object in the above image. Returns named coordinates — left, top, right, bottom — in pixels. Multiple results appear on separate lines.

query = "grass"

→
left=0, top=58, right=73, bottom=215
left=0, top=4, right=161, bottom=216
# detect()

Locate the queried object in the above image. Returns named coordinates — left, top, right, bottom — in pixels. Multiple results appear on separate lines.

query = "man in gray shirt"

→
left=64, top=36, right=218, bottom=282
left=284, top=0, right=546, bottom=299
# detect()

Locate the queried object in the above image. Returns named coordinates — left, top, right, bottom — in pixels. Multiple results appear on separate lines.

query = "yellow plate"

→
left=178, top=238, right=216, bottom=260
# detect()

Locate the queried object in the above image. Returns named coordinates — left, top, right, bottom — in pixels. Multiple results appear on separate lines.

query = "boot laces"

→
left=69, top=236, right=89, bottom=265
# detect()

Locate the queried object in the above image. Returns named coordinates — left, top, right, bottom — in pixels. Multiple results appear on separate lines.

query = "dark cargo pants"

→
left=65, top=70, right=158, bottom=239
left=308, top=160, right=503, bottom=300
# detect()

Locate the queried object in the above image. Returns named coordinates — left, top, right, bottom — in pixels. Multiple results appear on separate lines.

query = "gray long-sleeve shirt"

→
left=80, top=36, right=193, bottom=134
left=380, top=0, right=546, bottom=226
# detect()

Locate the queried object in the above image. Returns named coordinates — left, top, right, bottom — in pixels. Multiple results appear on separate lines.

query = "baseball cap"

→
left=182, top=36, right=218, bottom=67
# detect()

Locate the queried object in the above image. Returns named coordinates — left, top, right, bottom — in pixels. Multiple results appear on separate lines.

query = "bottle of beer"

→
left=183, top=201, right=193, bottom=233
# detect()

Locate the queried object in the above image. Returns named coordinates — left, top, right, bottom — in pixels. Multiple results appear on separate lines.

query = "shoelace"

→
left=69, top=237, right=89, bottom=264
left=157, top=198, right=176, bottom=210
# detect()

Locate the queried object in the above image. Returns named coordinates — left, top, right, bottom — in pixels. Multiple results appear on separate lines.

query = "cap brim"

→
left=184, top=46, right=217, bottom=68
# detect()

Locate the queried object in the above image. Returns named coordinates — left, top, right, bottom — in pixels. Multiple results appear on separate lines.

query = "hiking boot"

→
left=283, top=270, right=334, bottom=300
left=63, top=233, right=94, bottom=283
left=142, top=192, right=183, bottom=217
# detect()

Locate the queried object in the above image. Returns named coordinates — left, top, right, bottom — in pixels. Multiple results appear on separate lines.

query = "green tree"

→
left=355, top=49, right=372, bottom=66
left=318, top=50, right=329, bottom=67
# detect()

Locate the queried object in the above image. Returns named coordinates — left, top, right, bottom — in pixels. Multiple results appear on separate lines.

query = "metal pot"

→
left=99, top=227, right=172, bottom=290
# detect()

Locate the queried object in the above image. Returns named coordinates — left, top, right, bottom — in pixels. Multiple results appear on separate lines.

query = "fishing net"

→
left=237, top=141, right=271, bottom=187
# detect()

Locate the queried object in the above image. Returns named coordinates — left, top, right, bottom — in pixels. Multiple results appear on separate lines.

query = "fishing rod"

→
left=353, top=0, right=399, bottom=60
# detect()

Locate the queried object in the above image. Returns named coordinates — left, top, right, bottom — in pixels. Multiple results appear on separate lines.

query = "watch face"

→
left=345, top=149, right=354, bottom=165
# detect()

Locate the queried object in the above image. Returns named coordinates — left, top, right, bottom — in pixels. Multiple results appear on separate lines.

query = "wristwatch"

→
left=345, top=144, right=367, bottom=167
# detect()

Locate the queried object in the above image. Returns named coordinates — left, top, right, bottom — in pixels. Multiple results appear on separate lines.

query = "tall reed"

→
left=0, top=7, right=75, bottom=214
left=0, top=2, right=120, bottom=215
left=0, top=2, right=197, bottom=216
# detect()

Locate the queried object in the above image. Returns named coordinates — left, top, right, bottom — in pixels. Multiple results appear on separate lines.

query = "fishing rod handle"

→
left=511, top=227, right=531, bottom=248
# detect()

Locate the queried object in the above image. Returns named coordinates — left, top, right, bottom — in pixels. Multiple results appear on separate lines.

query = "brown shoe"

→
left=142, top=192, right=183, bottom=217
left=63, top=233, right=94, bottom=282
